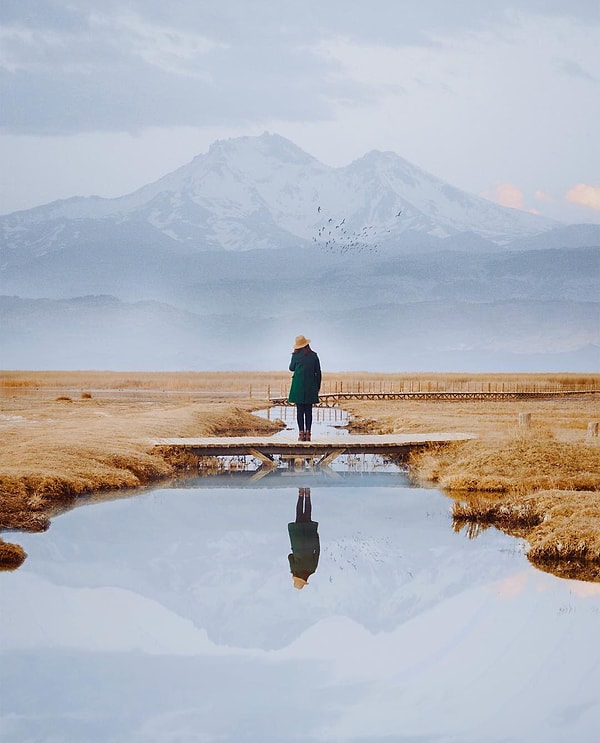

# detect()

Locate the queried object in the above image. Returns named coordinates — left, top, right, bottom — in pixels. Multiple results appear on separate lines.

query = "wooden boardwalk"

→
left=268, top=389, right=598, bottom=407
left=154, top=432, right=475, bottom=476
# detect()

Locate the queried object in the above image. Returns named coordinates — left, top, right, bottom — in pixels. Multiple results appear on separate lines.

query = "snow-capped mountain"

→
left=0, top=133, right=557, bottom=263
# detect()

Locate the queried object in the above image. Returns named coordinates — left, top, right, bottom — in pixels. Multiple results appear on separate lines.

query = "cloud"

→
left=1, top=1, right=599, bottom=136
left=555, top=58, right=598, bottom=83
left=565, top=184, right=600, bottom=211
left=482, top=183, right=526, bottom=209
left=480, top=182, right=540, bottom=214
left=0, top=3, right=369, bottom=135
left=89, top=12, right=224, bottom=80
left=534, top=190, right=555, bottom=203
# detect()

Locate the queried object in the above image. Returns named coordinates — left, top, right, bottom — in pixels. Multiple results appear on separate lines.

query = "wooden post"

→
left=518, top=412, right=531, bottom=428
left=587, top=421, right=599, bottom=439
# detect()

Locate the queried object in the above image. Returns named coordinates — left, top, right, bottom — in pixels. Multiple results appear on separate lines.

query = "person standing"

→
left=288, top=335, right=321, bottom=441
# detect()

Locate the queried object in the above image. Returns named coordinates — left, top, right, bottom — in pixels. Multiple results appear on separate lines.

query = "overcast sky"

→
left=1, top=0, right=599, bottom=222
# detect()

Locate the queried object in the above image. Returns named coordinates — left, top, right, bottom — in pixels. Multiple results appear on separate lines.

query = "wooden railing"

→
left=268, top=389, right=600, bottom=407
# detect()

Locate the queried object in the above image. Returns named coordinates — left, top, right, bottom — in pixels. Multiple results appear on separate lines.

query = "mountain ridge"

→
left=1, top=132, right=559, bottom=263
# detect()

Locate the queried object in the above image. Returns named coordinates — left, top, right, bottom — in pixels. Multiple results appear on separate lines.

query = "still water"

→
left=1, top=410, right=599, bottom=742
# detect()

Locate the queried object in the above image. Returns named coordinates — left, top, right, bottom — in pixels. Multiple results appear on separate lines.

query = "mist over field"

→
left=1, top=134, right=599, bottom=372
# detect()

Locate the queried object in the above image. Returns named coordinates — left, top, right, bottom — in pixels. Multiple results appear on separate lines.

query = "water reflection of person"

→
left=288, top=487, right=320, bottom=590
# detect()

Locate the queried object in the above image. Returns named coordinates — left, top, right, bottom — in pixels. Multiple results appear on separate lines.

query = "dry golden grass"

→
left=2, top=369, right=598, bottom=395
left=2, top=370, right=270, bottom=392
left=345, top=394, right=600, bottom=442
left=0, top=374, right=284, bottom=535
left=408, top=434, right=600, bottom=494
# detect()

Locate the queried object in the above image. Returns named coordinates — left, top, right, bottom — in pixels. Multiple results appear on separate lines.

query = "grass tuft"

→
left=0, top=539, right=27, bottom=570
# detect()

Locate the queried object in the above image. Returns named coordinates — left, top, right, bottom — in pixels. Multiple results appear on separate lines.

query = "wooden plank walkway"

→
left=268, top=389, right=599, bottom=407
left=154, top=432, right=475, bottom=475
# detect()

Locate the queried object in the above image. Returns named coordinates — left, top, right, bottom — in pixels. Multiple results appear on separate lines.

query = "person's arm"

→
left=289, top=354, right=297, bottom=372
left=315, top=354, right=322, bottom=391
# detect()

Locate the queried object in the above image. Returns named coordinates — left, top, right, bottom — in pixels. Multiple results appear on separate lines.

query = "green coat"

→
left=288, top=349, right=322, bottom=404
left=288, top=521, right=320, bottom=580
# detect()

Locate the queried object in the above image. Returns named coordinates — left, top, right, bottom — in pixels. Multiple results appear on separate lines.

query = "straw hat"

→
left=293, top=576, right=308, bottom=590
left=293, top=335, right=310, bottom=350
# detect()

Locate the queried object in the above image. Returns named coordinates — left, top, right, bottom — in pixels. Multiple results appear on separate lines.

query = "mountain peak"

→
left=206, top=132, right=317, bottom=166
left=351, top=148, right=436, bottom=178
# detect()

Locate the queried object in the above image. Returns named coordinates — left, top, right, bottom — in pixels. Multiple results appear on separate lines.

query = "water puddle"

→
left=255, top=403, right=350, bottom=438
left=1, top=408, right=599, bottom=742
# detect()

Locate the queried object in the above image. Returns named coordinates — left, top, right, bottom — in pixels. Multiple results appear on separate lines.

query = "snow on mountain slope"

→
left=0, top=132, right=557, bottom=262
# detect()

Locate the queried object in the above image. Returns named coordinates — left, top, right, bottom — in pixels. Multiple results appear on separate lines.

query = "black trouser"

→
left=296, top=488, right=312, bottom=522
left=296, top=403, right=313, bottom=432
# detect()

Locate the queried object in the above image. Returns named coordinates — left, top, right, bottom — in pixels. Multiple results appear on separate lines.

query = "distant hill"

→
left=1, top=293, right=598, bottom=372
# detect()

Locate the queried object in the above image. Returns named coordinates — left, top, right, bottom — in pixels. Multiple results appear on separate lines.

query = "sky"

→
left=1, top=0, right=599, bottom=223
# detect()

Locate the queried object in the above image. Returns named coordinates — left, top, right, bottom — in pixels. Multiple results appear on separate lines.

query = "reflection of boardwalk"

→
left=154, top=433, right=475, bottom=476
left=269, top=390, right=599, bottom=407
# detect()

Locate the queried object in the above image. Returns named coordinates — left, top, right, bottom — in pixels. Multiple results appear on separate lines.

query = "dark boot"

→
left=298, top=431, right=306, bottom=441
left=305, top=430, right=311, bottom=441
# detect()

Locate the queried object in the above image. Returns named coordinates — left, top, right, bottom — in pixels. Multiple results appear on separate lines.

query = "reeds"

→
left=2, top=370, right=599, bottom=395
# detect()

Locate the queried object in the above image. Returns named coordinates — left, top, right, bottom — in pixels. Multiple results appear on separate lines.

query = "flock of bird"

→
left=311, top=205, right=403, bottom=255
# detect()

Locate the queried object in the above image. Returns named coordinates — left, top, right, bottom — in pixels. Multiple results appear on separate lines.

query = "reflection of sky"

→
left=256, top=404, right=350, bottom=439
left=1, top=477, right=599, bottom=742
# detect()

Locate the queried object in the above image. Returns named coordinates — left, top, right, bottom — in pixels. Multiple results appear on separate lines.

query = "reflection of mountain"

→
left=4, top=483, right=520, bottom=649
left=1, top=132, right=598, bottom=371
left=3, top=481, right=600, bottom=743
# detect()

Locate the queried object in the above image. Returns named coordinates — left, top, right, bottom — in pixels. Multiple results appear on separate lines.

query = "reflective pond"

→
left=1, top=411, right=599, bottom=742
